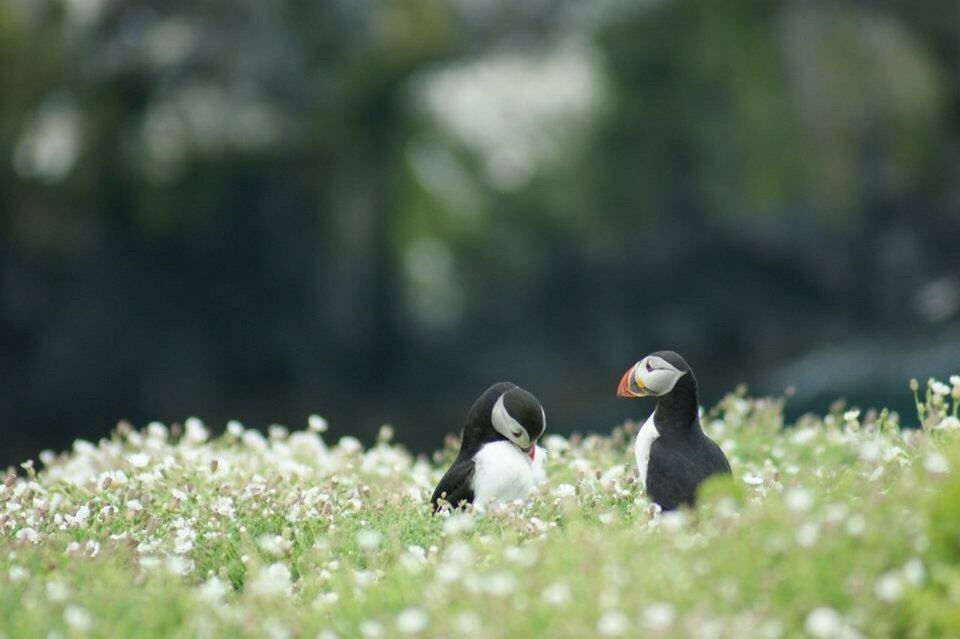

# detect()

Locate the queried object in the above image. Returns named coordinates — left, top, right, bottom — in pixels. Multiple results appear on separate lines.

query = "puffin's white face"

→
left=617, top=355, right=686, bottom=398
left=491, top=393, right=542, bottom=452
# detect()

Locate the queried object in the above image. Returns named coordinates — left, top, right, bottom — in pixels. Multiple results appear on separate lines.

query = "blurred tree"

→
left=0, top=0, right=957, bottom=467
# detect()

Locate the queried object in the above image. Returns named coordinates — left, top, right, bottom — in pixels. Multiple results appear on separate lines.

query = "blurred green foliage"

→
left=0, top=0, right=958, bottom=463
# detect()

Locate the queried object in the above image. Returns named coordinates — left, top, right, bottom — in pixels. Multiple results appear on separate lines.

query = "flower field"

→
left=3, top=380, right=960, bottom=638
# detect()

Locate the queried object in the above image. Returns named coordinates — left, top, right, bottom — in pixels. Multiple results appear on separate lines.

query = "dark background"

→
left=2, top=0, right=959, bottom=468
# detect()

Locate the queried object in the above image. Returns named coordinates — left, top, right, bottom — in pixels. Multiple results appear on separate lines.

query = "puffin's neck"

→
left=457, top=424, right=503, bottom=460
left=654, top=374, right=699, bottom=432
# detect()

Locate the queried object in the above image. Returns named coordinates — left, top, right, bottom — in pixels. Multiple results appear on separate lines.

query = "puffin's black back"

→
left=647, top=430, right=731, bottom=510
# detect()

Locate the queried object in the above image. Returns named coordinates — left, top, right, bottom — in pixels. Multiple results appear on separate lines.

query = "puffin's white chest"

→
left=472, top=441, right=536, bottom=505
left=634, top=412, right=660, bottom=491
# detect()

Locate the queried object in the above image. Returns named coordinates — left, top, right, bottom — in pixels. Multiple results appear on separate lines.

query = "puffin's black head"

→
left=463, top=382, right=546, bottom=459
left=616, top=351, right=694, bottom=399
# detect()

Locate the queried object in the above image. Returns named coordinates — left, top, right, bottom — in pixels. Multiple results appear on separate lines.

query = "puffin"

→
left=617, top=351, right=731, bottom=510
left=431, top=382, right=546, bottom=511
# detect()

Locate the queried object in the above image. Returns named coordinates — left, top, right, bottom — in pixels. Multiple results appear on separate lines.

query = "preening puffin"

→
left=617, top=351, right=731, bottom=510
left=431, top=382, right=546, bottom=511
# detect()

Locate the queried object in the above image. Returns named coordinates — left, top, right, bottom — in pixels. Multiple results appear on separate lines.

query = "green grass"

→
left=3, top=379, right=960, bottom=638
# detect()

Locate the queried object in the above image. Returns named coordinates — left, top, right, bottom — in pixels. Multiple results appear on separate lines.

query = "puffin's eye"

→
left=645, top=361, right=654, bottom=373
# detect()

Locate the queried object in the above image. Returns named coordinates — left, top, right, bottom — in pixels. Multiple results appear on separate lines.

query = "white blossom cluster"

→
left=1, top=379, right=959, bottom=638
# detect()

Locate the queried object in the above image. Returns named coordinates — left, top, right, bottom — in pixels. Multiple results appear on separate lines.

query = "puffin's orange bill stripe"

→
left=618, top=365, right=650, bottom=397
left=617, top=366, right=635, bottom=397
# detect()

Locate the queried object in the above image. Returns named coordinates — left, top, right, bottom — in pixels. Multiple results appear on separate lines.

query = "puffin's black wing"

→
left=701, top=436, right=732, bottom=476
left=646, top=433, right=731, bottom=510
left=431, top=459, right=475, bottom=512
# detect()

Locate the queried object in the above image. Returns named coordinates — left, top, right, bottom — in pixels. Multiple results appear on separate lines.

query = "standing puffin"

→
left=617, top=351, right=730, bottom=510
left=432, top=382, right=546, bottom=511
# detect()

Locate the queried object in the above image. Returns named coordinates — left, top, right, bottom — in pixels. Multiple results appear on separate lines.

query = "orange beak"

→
left=617, top=365, right=650, bottom=398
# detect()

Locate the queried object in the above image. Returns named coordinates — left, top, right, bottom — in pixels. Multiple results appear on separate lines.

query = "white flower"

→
left=212, top=496, right=236, bottom=518
left=795, top=522, right=820, bottom=547
left=338, top=437, right=363, bottom=454
left=661, top=511, right=685, bottom=533
left=858, top=440, right=881, bottom=462
left=128, top=453, right=150, bottom=468
left=395, top=608, right=428, bottom=634
left=785, top=487, right=813, bottom=513
left=308, top=415, right=329, bottom=433
left=454, top=612, right=481, bottom=634
left=950, top=375, right=960, bottom=386
left=242, top=430, right=267, bottom=451
left=642, top=602, right=675, bottom=631
left=68, top=504, right=90, bottom=526
left=407, top=545, right=426, bottom=561
left=874, top=573, right=904, bottom=602
left=542, top=582, right=572, bottom=607
left=46, top=580, right=70, bottom=602
left=902, top=559, right=925, bottom=587
left=15, top=527, right=39, bottom=543
left=126, top=499, right=144, bottom=512
left=165, top=555, right=192, bottom=576
left=930, top=381, right=951, bottom=396
left=399, top=546, right=427, bottom=573
left=435, top=562, right=463, bottom=584
left=791, top=428, right=818, bottom=445
left=174, top=526, right=196, bottom=554
left=543, top=434, right=569, bottom=453
left=484, top=571, right=515, bottom=596
left=358, top=620, right=385, bottom=639
left=249, top=563, right=293, bottom=598
left=64, top=605, right=92, bottom=631
left=315, top=592, right=339, bottom=606
left=259, top=535, right=291, bottom=557
left=442, top=514, right=474, bottom=535
left=8, top=566, right=28, bottom=582
left=227, top=420, right=244, bottom=437
left=264, top=619, right=291, bottom=639
left=742, top=473, right=764, bottom=486
left=183, top=417, right=208, bottom=443
left=924, top=453, right=950, bottom=475
left=553, top=483, right=576, bottom=498
left=197, top=577, right=228, bottom=603
left=761, top=619, right=784, bottom=638
left=935, top=417, right=960, bottom=431
left=597, top=610, right=629, bottom=636
left=805, top=607, right=844, bottom=639
left=356, top=529, right=382, bottom=550
left=824, top=503, right=849, bottom=524
left=600, top=464, right=626, bottom=489
left=843, top=409, right=860, bottom=422
left=353, top=570, right=379, bottom=589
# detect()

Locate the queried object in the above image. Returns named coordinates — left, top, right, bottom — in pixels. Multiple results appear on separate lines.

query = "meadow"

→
left=2, top=379, right=960, bottom=638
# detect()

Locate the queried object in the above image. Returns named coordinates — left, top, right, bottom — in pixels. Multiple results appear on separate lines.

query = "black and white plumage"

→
left=431, top=382, right=546, bottom=511
left=617, top=351, right=731, bottom=510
